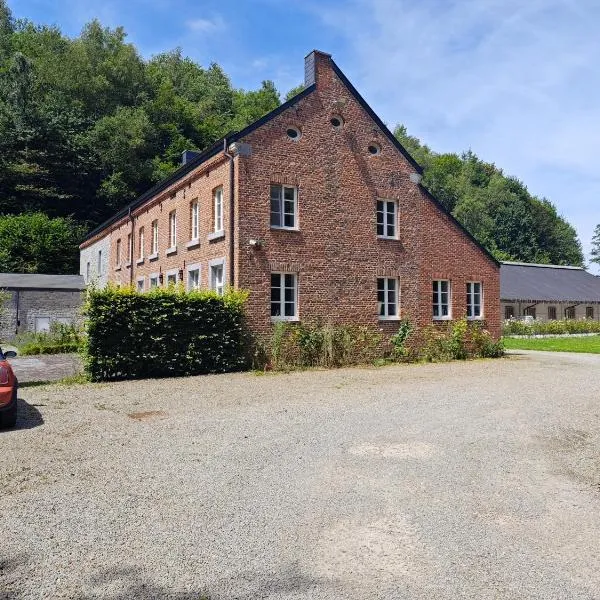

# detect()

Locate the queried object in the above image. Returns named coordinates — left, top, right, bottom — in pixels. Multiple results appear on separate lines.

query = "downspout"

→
left=14, top=289, right=19, bottom=336
left=129, top=207, right=134, bottom=287
left=223, top=138, right=235, bottom=288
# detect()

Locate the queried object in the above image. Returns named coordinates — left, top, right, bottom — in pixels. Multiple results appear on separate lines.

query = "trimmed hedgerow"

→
left=83, top=285, right=249, bottom=381
left=503, top=318, right=600, bottom=336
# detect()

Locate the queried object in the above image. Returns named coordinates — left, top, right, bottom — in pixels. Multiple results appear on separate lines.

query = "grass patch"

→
left=503, top=335, right=600, bottom=354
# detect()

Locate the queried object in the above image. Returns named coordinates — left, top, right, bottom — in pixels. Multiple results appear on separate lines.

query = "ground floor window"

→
left=466, top=282, right=482, bottom=319
left=210, top=264, right=224, bottom=295
left=504, top=305, right=515, bottom=320
left=271, top=272, right=297, bottom=319
left=433, top=280, right=450, bottom=319
left=524, top=306, right=536, bottom=319
left=149, top=275, right=159, bottom=289
left=166, top=272, right=177, bottom=287
left=548, top=306, right=557, bottom=320
left=586, top=306, right=594, bottom=319
left=565, top=306, right=575, bottom=320
left=188, top=267, right=200, bottom=291
left=136, top=278, right=144, bottom=293
left=377, top=277, right=398, bottom=319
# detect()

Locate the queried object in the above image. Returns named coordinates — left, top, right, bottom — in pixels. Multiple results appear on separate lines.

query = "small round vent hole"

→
left=286, top=127, right=301, bottom=140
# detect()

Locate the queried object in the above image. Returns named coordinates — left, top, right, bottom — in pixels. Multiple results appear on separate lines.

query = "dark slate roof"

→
left=501, top=262, right=600, bottom=303
left=0, top=274, right=86, bottom=290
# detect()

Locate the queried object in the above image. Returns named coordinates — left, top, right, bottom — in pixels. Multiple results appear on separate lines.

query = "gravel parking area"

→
left=2, top=351, right=600, bottom=599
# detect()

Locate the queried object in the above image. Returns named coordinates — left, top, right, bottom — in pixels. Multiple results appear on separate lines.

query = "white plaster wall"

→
left=80, top=235, right=111, bottom=288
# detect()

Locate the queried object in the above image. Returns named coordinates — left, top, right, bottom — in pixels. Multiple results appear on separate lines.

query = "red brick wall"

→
left=104, top=154, right=231, bottom=290
left=236, top=51, right=500, bottom=338
left=82, top=51, right=500, bottom=342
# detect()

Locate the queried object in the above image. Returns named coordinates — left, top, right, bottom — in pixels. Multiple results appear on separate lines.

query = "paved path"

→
left=7, top=353, right=82, bottom=384
left=2, top=352, right=600, bottom=599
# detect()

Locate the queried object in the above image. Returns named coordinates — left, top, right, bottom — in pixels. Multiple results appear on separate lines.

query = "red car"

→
left=0, top=348, right=18, bottom=429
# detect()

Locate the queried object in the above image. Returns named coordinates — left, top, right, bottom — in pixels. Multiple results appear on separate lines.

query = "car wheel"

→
left=1, top=388, right=17, bottom=429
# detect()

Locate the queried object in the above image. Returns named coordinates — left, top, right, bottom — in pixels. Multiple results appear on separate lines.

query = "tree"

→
left=591, top=224, right=600, bottom=266
left=0, top=213, right=85, bottom=273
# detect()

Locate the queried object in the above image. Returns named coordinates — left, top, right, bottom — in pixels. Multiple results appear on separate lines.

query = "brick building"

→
left=80, top=50, right=501, bottom=339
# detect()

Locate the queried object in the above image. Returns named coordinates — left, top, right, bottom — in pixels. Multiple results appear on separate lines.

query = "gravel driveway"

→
left=2, top=351, right=600, bottom=599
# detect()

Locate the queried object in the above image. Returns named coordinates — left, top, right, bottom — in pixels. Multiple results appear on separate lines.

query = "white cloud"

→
left=186, top=15, right=225, bottom=33
left=310, top=0, right=600, bottom=268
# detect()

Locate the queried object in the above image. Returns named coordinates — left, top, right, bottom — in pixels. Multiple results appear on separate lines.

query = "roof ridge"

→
left=502, top=261, right=584, bottom=270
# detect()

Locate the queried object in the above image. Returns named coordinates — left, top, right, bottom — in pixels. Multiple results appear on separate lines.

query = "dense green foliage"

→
left=84, top=286, right=248, bottom=380
left=0, top=212, right=84, bottom=273
left=394, top=126, right=584, bottom=265
left=0, top=1, right=584, bottom=273
left=16, top=321, right=83, bottom=355
left=503, top=335, right=600, bottom=354
left=503, top=318, right=600, bottom=336
left=0, top=1, right=281, bottom=271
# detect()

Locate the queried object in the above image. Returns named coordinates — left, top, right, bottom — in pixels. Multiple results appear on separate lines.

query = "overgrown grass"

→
left=503, top=335, right=600, bottom=354
left=14, top=322, right=84, bottom=355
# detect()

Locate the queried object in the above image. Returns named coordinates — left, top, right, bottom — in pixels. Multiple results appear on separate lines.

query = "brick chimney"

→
left=304, top=50, right=332, bottom=87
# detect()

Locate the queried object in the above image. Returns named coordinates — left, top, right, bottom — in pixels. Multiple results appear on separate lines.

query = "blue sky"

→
left=13, top=0, right=600, bottom=270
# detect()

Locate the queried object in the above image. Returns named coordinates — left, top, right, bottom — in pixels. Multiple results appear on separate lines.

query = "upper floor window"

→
left=214, top=187, right=223, bottom=233
left=466, top=282, right=482, bottom=319
left=271, top=272, right=298, bottom=320
left=168, top=211, right=177, bottom=249
left=152, top=220, right=159, bottom=254
left=433, top=280, right=450, bottom=319
left=377, top=278, right=398, bottom=319
left=97, top=250, right=103, bottom=275
left=116, top=239, right=121, bottom=266
left=270, top=184, right=297, bottom=229
left=138, top=227, right=144, bottom=259
left=86, top=262, right=90, bottom=282
left=190, top=200, right=199, bottom=240
left=377, top=200, right=397, bottom=239
left=127, top=233, right=132, bottom=263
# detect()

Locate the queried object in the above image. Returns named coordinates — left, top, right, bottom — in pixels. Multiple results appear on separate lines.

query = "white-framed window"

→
left=116, top=239, right=121, bottom=266
left=97, top=250, right=103, bottom=275
left=213, top=187, right=223, bottom=233
left=86, top=262, right=90, bottom=282
left=152, top=220, right=159, bottom=254
left=466, top=282, right=482, bottom=319
left=187, top=265, right=200, bottom=291
left=270, top=184, right=298, bottom=229
left=377, top=199, right=397, bottom=238
left=127, top=233, right=132, bottom=262
left=433, top=280, right=451, bottom=319
left=377, top=278, right=398, bottom=319
left=136, top=277, right=145, bottom=293
left=168, top=210, right=177, bottom=249
left=210, top=262, right=224, bottom=295
left=190, top=200, right=199, bottom=240
left=138, top=227, right=144, bottom=259
left=271, top=272, right=298, bottom=320
left=149, top=274, right=159, bottom=289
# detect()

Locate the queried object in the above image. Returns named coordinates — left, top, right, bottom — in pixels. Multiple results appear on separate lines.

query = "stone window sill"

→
left=148, top=252, right=159, bottom=261
left=208, top=231, right=225, bottom=242
left=115, top=265, right=122, bottom=272
left=166, top=247, right=177, bottom=256
left=186, top=239, right=200, bottom=249
left=136, top=258, right=145, bottom=265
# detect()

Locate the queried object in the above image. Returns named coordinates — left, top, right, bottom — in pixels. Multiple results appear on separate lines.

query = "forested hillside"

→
left=0, top=0, right=584, bottom=273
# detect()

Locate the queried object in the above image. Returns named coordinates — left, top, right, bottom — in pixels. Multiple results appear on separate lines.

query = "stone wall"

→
left=0, top=289, right=84, bottom=341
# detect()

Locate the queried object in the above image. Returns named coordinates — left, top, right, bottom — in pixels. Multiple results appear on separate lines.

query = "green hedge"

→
left=503, top=318, right=600, bottom=336
left=84, top=286, right=249, bottom=381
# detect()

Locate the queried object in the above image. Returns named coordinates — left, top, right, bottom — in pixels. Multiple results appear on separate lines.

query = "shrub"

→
left=83, top=285, right=249, bottom=381
left=411, top=318, right=503, bottom=362
left=503, top=318, right=600, bottom=336
left=269, top=321, right=383, bottom=370
left=390, top=320, right=413, bottom=359
left=16, top=322, right=84, bottom=355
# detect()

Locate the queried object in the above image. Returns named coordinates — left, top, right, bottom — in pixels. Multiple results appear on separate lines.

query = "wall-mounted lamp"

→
left=178, top=269, right=184, bottom=281
left=158, top=273, right=164, bottom=285
left=249, top=238, right=265, bottom=249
